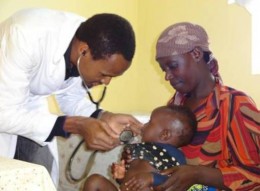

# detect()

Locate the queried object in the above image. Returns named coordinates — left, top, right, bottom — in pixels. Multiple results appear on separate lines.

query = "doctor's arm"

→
left=53, top=78, right=142, bottom=150
left=0, top=25, right=59, bottom=145
left=46, top=112, right=143, bottom=151
left=46, top=113, right=142, bottom=151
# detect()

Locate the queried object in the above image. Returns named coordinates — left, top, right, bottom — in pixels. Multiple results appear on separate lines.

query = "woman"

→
left=154, top=22, right=260, bottom=191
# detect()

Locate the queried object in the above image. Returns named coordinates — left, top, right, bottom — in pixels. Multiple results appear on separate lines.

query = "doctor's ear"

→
left=82, top=50, right=87, bottom=56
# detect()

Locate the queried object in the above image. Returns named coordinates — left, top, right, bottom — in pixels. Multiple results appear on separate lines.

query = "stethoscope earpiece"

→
left=77, top=52, right=107, bottom=110
left=82, top=50, right=87, bottom=56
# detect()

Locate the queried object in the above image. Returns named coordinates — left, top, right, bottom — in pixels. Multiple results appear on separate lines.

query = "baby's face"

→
left=141, top=108, right=185, bottom=145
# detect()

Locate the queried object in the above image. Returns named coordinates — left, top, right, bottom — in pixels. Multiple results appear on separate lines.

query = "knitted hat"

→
left=156, top=22, right=210, bottom=59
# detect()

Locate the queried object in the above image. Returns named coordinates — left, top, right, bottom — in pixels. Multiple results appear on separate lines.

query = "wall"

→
left=1, top=0, right=259, bottom=115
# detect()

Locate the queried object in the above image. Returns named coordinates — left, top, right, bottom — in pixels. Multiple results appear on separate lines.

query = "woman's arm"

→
left=155, top=165, right=230, bottom=191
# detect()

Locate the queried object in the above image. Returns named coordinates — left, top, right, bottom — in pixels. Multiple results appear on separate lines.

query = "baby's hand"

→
left=111, top=160, right=126, bottom=179
left=121, top=145, right=134, bottom=164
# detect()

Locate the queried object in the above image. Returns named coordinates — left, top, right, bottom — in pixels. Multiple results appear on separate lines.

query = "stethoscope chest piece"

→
left=119, top=129, right=134, bottom=144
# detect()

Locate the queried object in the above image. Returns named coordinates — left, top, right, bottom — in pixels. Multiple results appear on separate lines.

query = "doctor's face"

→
left=78, top=53, right=130, bottom=88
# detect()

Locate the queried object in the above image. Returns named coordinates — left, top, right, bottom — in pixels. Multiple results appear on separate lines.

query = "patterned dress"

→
left=169, top=82, right=260, bottom=190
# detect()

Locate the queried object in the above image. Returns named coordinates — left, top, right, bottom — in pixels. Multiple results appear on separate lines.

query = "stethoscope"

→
left=77, top=50, right=107, bottom=110
left=65, top=52, right=134, bottom=183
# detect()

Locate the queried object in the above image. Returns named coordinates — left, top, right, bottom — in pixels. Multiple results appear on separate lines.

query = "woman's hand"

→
left=155, top=165, right=198, bottom=191
left=155, top=165, right=229, bottom=191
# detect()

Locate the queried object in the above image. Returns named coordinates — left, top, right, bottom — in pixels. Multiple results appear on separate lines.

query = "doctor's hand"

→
left=64, top=116, right=120, bottom=151
left=99, top=111, right=143, bottom=137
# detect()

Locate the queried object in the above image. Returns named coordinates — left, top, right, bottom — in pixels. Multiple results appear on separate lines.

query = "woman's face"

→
left=157, top=52, right=199, bottom=94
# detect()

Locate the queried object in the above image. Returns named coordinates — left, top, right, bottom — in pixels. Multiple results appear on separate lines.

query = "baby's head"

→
left=142, top=105, right=197, bottom=147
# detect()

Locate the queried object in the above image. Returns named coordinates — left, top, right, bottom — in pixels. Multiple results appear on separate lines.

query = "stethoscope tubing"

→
left=66, top=54, right=107, bottom=183
left=66, top=139, right=98, bottom=183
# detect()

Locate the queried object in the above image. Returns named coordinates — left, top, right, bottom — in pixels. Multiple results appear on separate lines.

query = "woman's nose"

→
left=101, top=76, right=112, bottom=85
left=165, top=70, right=173, bottom=81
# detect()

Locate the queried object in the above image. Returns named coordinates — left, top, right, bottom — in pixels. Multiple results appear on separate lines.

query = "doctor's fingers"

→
left=100, top=121, right=122, bottom=139
left=113, top=115, right=143, bottom=136
left=128, top=124, right=142, bottom=136
left=83, top=125, right=119, bottom=151
left=110, top=113, right=143, bottom=128
left=84, top=134, right=118, bottom=151
left=123, top=114, right=144, bottom=128
left=126, top=116, right=144, bottom=136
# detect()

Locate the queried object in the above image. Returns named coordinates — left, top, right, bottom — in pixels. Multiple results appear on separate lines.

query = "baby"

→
left=83, top=105, right=213, bottom=191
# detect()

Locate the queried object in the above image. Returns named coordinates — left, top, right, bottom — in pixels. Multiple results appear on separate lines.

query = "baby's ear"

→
left=159, top=129, right=171, bottom=142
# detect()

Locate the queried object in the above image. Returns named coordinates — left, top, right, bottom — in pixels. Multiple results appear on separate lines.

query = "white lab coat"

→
left=0, top=8, right=97, bottom=186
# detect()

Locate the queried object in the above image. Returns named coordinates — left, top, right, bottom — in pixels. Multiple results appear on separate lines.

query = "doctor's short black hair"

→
left=75, top=13, right=135, bottom=62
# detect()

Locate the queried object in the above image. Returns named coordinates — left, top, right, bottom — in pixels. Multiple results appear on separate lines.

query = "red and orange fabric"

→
left=169, top=82, right=260, bottom=190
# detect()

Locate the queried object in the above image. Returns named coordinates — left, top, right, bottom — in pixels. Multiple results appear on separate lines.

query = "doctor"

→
left=0, top=8, right=141, bottom=185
